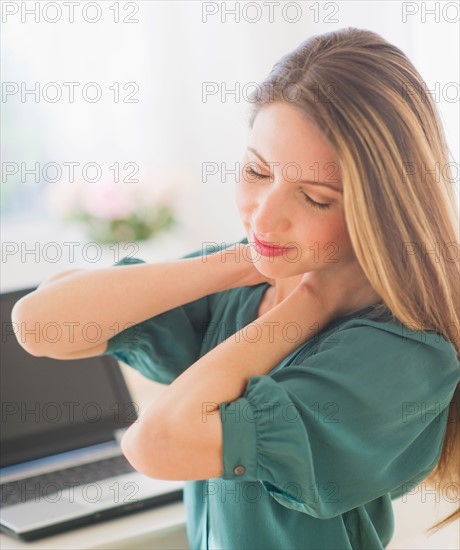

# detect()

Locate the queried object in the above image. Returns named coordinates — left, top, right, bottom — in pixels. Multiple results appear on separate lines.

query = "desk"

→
left=0, top=501, right=188, bottom=549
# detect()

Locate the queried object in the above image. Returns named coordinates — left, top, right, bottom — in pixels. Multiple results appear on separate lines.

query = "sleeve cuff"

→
left=219, top=393, right=259, bottom=480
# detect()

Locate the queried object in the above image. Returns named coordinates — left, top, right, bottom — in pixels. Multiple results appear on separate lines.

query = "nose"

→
left=251, top=184, right=291, bottom=235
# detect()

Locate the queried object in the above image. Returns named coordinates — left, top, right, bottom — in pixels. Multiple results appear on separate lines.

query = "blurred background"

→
left=1, top=1, right=459, bottom=548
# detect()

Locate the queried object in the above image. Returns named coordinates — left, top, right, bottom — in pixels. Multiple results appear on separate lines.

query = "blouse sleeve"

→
left=218, top=321, right=460, bottom=519
left=103, top=240, right=240, bottom=385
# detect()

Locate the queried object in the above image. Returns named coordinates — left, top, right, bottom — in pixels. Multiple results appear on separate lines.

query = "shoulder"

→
left=316, top=317, right=460, bottom=402
left=323, top=316, right=457, bottom=358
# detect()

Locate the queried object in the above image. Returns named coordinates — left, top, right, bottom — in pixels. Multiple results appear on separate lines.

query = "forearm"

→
left=36, top=269, right=86, bottom=289
left=133, top=286, right=331, bottom=444
left=12, top=247, right=244, bottom=356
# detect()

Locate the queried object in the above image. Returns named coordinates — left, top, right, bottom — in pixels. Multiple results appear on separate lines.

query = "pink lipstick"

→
left=252, top=230, right=294, bottom=257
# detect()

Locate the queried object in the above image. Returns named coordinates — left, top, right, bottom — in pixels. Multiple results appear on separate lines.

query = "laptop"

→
left=0, top=287, right=184, bottom=542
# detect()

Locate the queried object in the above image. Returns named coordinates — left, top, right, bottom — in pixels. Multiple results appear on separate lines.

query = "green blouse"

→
left=103, top=238, right=460, bottom=550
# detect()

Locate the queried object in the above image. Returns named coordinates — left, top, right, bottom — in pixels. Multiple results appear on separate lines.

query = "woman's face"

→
left=236, top=101, right=355, bottom=279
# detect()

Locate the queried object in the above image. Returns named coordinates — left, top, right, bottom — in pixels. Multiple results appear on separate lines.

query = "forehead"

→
left=248, top=102, right=340, bottom=174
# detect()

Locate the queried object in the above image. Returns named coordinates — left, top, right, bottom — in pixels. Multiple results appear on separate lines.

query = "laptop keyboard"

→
left=1, top=455, right=136, bottom=507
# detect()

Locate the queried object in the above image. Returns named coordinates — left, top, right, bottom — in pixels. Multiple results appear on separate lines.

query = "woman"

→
left=14, top=27, right=460, bottom=549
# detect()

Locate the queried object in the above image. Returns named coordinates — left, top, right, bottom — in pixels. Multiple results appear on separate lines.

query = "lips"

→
left=252, top=230, right=292, bottom=250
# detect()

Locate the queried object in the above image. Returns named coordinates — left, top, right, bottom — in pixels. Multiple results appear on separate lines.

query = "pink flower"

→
left=43, top=169, right=188, bottom=225
left=133, top=169, right=185, bottom=209
left=81, top=181, right=136, bottom=220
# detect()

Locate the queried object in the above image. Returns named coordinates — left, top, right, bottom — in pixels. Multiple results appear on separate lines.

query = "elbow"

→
left=120, top=418, right=169, bottom=479
left=11, top=297, right=45, bottom=357
left=11, top=291, right=79, bottom=359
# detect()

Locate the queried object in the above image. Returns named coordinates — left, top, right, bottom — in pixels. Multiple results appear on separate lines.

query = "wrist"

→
left=294, top=282, right=338, bottom=317
left=209, top=242, right=267, bottom=291
left=205, top=243, right=249, bottom=292
left=282, top=285, right=335, bottom=339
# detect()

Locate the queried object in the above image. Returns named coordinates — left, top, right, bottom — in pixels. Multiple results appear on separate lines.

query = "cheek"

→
left=325, top=215, right=353, bottom=260
left=320, top=214, right=346, bottom=242
left=235, top=179, right=251, bottom=214
left=299, top=212, right=352, bottom=261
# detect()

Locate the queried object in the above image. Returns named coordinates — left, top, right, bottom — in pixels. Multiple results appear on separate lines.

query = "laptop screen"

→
left=1, top=287, right=138, bottom=468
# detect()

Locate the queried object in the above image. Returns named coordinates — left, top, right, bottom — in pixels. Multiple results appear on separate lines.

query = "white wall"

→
left=2, top=1, right=458, bottom=262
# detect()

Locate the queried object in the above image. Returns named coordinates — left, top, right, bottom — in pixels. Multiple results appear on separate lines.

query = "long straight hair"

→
left=247, top=27, right=459, bottom=532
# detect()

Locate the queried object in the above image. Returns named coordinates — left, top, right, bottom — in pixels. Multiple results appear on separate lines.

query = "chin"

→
left=259, top=266, right=306, bottom=281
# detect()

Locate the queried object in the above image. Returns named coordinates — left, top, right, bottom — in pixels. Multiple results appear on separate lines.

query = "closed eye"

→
left=243, top=166, right=331, bottom=210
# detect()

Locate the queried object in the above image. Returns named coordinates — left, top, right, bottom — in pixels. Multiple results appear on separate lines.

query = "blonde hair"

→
left=247, top=27, right=459, bottom=532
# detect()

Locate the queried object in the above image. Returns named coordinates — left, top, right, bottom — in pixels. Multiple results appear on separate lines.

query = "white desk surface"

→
left=0, top=500, right=187, bottom=550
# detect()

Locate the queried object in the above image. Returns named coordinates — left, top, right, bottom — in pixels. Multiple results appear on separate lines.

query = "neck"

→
left=268, top=275, right=305, bottom=307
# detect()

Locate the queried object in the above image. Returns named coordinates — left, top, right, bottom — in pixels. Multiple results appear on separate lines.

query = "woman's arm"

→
left=120, top=254, right=380, bottom=480
left=120, top=284, right=331, bottom=480
left=36, top=269, right=86, bottom=289
left=12, top=244, right=257, bottom=358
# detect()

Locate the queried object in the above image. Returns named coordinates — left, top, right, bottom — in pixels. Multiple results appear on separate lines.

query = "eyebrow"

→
left=247, top=147, right=342, bottom=194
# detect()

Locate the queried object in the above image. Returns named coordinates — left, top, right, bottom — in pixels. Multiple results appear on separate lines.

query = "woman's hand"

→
left=219, top=243, right=276, bottom=289
left=297, top=256, right=382, bottom=320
